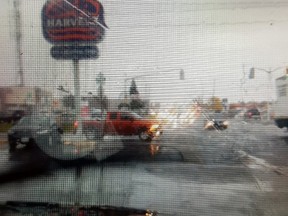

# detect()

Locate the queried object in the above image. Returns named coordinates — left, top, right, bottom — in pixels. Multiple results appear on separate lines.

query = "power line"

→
left=106, top=19, right=288, bottom=29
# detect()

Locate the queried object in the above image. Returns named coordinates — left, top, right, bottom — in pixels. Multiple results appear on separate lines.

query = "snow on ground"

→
left=227, top=119, right=287, bottom=152
left=151, top=102, right=288, bottom=166
left=167, top=109, right=288, bottom=166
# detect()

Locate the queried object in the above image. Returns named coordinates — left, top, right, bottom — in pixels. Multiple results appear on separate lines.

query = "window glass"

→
left=109, top=112, right=117, bottom=120
left=1, top=1, right=288, bottom=215
left=120, top=112, right=131, bottom=120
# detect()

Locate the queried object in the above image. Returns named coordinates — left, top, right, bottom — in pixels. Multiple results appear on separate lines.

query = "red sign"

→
left=42, top=0, right=107, bottom=44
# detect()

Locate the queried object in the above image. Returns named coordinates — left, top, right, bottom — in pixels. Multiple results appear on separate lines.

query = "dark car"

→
left=8, top=114, right=63, bottom=153
left=244, top=108, right=261, bottom=119
left=204, top=113, right=229, bottom=130
left=58, top=113, right=76, bottom=125
left=0, top=110, right=25, bottom=123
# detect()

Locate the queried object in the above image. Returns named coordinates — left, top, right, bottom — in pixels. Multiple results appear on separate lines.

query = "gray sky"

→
left=1, top=0, right=288, bottom=103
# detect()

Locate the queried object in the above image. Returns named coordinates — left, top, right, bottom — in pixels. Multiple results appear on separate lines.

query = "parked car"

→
left=204, top=113, right=229, bottom=130
left=8, top=114, right=63, bottom=153
left=244, top=108, right=261, bottom=119
left=59, top=113, right=76, bottom=124
left=75, top=111, right=162, bottom=141
left=0, top=110, right=25, bottom=123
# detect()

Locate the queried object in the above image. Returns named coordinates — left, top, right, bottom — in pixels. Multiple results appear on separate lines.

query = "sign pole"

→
left=73, top=59, right=83, bottom=135
left=41, top=0, right=108, bottom=159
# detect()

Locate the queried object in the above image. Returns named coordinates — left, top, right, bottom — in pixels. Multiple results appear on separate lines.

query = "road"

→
left=0, top=116, right=287, bottom=215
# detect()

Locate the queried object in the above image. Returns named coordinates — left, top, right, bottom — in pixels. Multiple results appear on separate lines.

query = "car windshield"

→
left=90, top=109, right=106, bottom=119
left=1, top=0, right=288, bottom=215
left=17, top=115, right=49, bottom=126
left=130, top=112, right=143, bottom=120
left=248, top=109, right=259, bottom=113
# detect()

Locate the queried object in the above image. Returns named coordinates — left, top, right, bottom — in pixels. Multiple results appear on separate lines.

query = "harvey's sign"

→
left=42, top=0, right=107, bottom=44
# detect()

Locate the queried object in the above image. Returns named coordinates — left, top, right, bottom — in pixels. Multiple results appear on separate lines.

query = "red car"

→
left=75, top=110, right=162, bottom=141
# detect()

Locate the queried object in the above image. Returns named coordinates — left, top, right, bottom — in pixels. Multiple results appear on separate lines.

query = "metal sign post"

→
left=96, top=72, right=106, bottom=136
left=41, top=0, right=108, bottom=159
left=73, top=59, right=82, bottom=135
left=42, top=0, right=107, bottom=132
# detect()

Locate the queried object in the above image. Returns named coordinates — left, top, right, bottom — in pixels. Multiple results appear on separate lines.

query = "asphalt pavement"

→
left=0, top=116, right=287, bottom=215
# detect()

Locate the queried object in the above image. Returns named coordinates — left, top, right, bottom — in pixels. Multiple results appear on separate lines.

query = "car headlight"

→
left=206, top=121, right=214, bottom=127
left=150, top=124, right=160, bottom=131
left=223, top=121, right=229, bottom=126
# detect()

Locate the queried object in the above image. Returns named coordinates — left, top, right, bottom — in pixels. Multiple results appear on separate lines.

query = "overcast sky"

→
left=1, top=0, right=288, bottom=103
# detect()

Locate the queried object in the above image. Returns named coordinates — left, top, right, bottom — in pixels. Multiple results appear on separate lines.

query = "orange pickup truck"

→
left=77, top=110, right=162, bottom=141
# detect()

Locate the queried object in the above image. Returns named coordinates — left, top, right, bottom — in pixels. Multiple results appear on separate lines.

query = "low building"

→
left=0, top=86, right=52, bottom=112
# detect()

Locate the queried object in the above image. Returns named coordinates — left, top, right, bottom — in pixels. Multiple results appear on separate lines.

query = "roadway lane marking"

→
left=238, top=150, right=288, bottom=177
left=253, top=176, right=273, bottom=192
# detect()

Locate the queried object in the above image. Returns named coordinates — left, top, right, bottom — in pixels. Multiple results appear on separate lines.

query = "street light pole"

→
left=249, top=66, right=284, bottom=121
left=96, top=72, right=106, bottom=117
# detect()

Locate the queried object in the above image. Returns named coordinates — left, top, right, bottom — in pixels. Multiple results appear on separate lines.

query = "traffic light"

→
left=249, top=68, right=255, bottom=79
left=180, top=69, right=184, bottom=80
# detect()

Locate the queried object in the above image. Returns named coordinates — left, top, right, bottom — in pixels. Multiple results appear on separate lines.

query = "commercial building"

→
left=0, top=87, right=52, bottom=112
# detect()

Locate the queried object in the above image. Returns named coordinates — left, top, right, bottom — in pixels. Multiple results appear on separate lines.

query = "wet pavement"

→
left=0, top=117, right=287, bottom=215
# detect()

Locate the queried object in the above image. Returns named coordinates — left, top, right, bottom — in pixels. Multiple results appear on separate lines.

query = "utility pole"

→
left=240, top=64, right=246, bottom=110
left=14, top=0, right=24, bottom=86
left=96, top=72, right=106, bottom=137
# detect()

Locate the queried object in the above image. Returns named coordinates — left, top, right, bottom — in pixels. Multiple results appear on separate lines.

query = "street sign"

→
left=51, top=46, right=99, bottom=60
left=42, top=0, right=107, bottom=44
